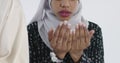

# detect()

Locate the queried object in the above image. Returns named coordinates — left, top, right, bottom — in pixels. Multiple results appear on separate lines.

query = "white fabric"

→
left=30, top=0, right=89, bottom=50
left=0, top=0, right=29, bottom=63
left=50, top=52, right=63, bottom=62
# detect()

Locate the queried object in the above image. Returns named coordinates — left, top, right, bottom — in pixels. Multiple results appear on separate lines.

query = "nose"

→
left=60, top=0, right=70, bottom=8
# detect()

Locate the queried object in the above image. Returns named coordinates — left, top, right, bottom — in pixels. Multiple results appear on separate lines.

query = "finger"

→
left=67, top=30, right=72, bottom=51
left=84, top=26, right=90, bottom=47
left=56, top=38, right=63, bottom=47
left=67, top=41, right=72, bottom=51
left=49, top=29, right=57, bottom=48
left=72, top=30, right=77, bottom=49
left=80, top=23, right=85, bottom=39
left=68, top=28, right=72, bottom=43
left=76, top=24, right=80, bottom=49
left=63, top=25, right=70, bottom=48
left=89, top=30, right=95, bottom=38
left=57, top=21, right=67, bottom=46
left=59, top=21, right=67, bottom=39
left=51, top=25, right=63, bottom=48
left=48, top=28, right=54, bottom=41
left=79, top=24, right=86, bottom=49
left=54, top=23, right=64, bottom=47
left=51, top=38, right=57, bottom=48
left=72, top=29, right=76, bottom=41
left=75, top=24, right=80, bottom=40
left=57, top=23, right=66, bottom=47
left=54, top=22, right=63, bottom=37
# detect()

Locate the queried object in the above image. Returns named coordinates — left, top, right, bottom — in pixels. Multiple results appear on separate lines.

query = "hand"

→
left=48, top=22, right=72, bottom=59
left=69, top=23, right=95, bottom=62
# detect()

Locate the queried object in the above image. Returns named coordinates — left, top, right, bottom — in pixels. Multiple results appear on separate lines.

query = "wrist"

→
left=70, top=51, right=83, bottom=62
left=55, top=53, right=66, bottom=59
left=71, top=54, right=81, bottom=63
left=56, top=54, right=64, bottom=60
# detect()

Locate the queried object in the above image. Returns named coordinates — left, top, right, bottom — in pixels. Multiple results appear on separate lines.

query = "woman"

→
left=0, top=0, right=29, bottom=63
left=28, top=0, right=104, bottom=63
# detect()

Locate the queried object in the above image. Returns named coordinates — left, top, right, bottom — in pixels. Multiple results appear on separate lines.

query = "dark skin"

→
left=48, top=22, right=94, bottom=62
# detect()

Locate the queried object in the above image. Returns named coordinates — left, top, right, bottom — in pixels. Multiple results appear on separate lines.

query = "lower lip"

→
left=59, top=12, right=71, bottom=17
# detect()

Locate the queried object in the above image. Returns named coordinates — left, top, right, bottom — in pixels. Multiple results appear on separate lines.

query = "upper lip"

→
left=59, top=10, right=71, bottom=14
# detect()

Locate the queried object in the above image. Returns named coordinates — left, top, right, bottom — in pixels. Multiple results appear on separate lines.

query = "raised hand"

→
left=69, top=23, right=95, bottom=62
left=48, top=22, right=72, bottom=59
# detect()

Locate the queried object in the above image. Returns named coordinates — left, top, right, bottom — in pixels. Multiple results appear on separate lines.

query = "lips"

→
left=58, top=10, right=71, bottom=17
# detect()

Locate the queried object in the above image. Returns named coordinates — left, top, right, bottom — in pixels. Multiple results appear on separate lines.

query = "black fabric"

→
left=27, top=21, right=104, bottom=63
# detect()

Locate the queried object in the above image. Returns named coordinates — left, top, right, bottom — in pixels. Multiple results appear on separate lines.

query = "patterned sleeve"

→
left=79, top=24, right=104, bottom=63
left=27, top=22, right=54, bottom=63
left=27, top=23, right=39, bottom=63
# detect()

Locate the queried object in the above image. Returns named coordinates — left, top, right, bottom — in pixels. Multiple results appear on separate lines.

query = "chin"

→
left=60, top=18, right=69, bottom=21
left=59, top=16, right=71, bottom=21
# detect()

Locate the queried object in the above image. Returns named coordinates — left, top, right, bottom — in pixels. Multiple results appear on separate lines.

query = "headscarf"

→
left=0, top=0, right=29, bottom=63
left=30, top=0, right=89, bottom=50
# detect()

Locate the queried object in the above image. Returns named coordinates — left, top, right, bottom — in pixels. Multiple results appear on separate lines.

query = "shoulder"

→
left=27, top=21, right=43, bottom=43
left=27, top=21, right=40, bottom=40
left=27, top=21, right=38, bottom=33
left=88, top=21, right=103, bottom=39
left=88, top=21, right=102, bottom=32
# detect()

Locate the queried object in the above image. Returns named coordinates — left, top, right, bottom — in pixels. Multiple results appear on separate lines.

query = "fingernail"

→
left=64, top=20, right=68, bottom=25
left=78, top=21, right=81, bottom=23
left=81, top=23, right=85, bottom=27
left=83, top=24, right=86, bottom=27
left=59, top=22, right=63, bottom=26
left=79, top=23, right=82, bottom=26
left=76, top=24, right=79, bottom=29
left=68, top=23, right=71, bottom=29
left=50, top=28, right=53, bottom=31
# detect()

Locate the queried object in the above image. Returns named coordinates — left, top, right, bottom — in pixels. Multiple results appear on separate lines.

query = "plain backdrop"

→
left=20, top=0, right=120, bottom=63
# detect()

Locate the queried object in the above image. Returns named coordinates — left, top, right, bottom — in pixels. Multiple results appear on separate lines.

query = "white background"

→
left=20, top=0, right=120, bottom=63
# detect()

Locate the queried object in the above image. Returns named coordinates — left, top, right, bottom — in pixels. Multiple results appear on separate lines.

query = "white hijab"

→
left=30, top=0, right=89, bottom=50
left=0, top=0, right=29, bottom=63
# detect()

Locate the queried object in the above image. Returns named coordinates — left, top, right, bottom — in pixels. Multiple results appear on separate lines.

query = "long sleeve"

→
left=28, top=24, right=37, bottom=63
left=28, top=22, right=53, bottom=63
left=79, top=22, right=104, bottom=63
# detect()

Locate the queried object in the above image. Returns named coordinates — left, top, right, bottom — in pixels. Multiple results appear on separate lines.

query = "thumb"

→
left=48, top=28, right=54, bottom=41
left=89, top=30, right=95, bottom=38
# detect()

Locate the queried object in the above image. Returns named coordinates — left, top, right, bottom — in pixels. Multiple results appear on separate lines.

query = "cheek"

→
left=70, top=3, right=78, bottom=11
left=51, top=3, right=60, bottom=13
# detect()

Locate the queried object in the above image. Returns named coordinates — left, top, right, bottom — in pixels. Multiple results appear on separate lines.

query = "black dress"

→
left=27, top=21, right=104, bottom=63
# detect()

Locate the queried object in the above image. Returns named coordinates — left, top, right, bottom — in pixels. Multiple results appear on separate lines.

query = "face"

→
left=51, top=0, right=79, bottom=21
